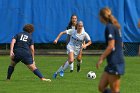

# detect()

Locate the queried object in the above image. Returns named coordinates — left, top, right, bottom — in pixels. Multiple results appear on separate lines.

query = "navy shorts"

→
left=104, top=63, right=125, bottom=75
left=13, top=49, right=33, bottom=65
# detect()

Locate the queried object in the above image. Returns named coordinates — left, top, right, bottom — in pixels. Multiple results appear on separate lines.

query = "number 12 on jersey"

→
left=20, top=34, right=28, bottom=42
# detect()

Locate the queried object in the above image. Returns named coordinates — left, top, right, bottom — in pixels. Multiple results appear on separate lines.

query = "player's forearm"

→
left=10, top=39, right=16, bottom=52
left=55, top=31, right=66, bottom=41
left=31, top=49, right=35, bottom=60
left=10, top=43, right=14, bottom=52
left=30, top=45, right=35, bottom=60
left=99, top=46, right=113, bottom=61
left=85, top=41, right=92, bottom=47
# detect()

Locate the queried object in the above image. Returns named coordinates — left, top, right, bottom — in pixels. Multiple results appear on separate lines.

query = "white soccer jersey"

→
left=66, top=28, right=91, bottom=56
left=66, top=28, right=90, bottom=48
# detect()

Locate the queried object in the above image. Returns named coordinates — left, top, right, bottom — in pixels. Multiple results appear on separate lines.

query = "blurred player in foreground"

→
left=96, top=7, right=125, bottom=93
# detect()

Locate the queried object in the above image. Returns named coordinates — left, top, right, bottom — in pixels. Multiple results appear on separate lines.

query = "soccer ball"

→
left=87, top=71, right=96, bottom=79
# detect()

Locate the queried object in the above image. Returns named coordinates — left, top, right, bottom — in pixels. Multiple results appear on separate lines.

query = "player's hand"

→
left=53, top=39, right=58, bottom=44
left=96, top=59, right=103, bottom=69
left=82, top=44, right=87, bottom=49
left=10, top=51, right=14, bottom=59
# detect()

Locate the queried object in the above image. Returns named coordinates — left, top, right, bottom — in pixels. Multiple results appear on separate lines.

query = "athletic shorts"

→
left=67, top=44, right=81, bottom=58
left=104, top=63, right=125, bottom=75
left=13, top=49, right=33, bottom=65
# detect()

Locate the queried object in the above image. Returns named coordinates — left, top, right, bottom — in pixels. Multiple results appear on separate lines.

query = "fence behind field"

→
left=0, top=43, right=140, bottom=56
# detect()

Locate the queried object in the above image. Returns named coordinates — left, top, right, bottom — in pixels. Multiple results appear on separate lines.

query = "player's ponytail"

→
left=99, top=7, right=121, bottom=29
left=109, top=14, right=121, bottom=29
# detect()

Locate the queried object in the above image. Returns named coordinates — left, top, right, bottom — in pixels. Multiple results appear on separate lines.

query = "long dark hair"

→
left=66, top=14, right=78, bottom=30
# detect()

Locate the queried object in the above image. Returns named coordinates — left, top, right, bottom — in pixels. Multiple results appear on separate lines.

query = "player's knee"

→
left=68, top=59, right=74, bottom=64
left=77, top=58, right=81, bottom=62
left=98, top=85, right=105, bottom=93
left=27, top=64, right=37, bottom=71
left=10, top=61, right=16, bottom=67
left=77, top=55, right=82, bottom=61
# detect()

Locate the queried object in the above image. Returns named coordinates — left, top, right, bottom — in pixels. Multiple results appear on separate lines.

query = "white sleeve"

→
left=85, top=32, right=91, bottom=41
left=66, top=29, right=73, bottom=35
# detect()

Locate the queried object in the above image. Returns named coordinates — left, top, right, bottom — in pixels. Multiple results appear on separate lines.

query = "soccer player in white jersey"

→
left=66, top=14, right=84, bottom=72
left=53, top=21, right=92, bottom=78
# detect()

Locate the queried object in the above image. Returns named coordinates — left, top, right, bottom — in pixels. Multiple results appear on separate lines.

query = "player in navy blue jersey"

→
left=7, top=24, right=51, bottom=82
left=96, top=7, right=125, bottom=93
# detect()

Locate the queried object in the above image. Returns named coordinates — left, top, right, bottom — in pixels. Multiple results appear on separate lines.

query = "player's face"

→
left=100, top=16, right=106, bottom=24
left=77, top=23, right=83, bottom=31
left=71, top=16, right=77, bottom=25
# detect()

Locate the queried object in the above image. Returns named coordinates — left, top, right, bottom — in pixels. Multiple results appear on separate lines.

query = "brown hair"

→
left=99, top=7, right=121, bottom=29
left=23, top=24, right=34, bottom=33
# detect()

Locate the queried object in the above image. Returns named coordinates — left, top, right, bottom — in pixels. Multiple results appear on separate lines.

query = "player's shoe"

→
left=41, top=78, right=51, bottom=82
left=53, top=72, right=58, bottom=79
left=70, top=70, right=73, bottom=72
left=77, top=64, right=80, bottom=72
left=59, top=70, right=64, bottom=77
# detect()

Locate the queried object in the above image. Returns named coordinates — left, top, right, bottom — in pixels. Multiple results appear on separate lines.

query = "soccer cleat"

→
left=41, top=78, right=51, bottom=82
left=77, top=64, right=80, bottom=72
left=53, top=73, right=58, bottom=79
left=70, top=70, right=73, bottom=73
left=59, top=70, right=64, bottom=77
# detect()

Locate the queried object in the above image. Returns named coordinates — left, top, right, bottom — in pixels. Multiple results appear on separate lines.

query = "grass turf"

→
left=0, top=56, right=140, bottom=93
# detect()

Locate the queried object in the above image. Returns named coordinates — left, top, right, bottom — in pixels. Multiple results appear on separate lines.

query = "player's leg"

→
left=76, top=48, right=82, bottom=72
left=69, top=62, right=74, bottom=72
left=60, top=52, right=74, bottom=76
left=7, top=59, right=17, bottom=80
left=108, top=74, right=120, bottom=93
left=98, top=72, right=110, bottom=93
left=53, top=52, right=74, bottom=78
left=26, top=63, right=51, bottom=82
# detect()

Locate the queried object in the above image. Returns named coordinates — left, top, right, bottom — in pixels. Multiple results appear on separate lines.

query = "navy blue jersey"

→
left=105, top=23, right=125, bottom=66
left=13, top=31, right=34, bottom=51
left=12, top=31, right=34, bottom=65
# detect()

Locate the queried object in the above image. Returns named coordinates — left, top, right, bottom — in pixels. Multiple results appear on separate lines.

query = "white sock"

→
left=63, top=61, right=70, bottom=71
left=56, top=66, right=63, bottom=73
left=69, top=62, right=74, bottom=70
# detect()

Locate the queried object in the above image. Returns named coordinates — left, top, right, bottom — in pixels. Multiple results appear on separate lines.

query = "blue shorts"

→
left=104, top=63, right=125, bottom=75
left=13, top=49, right=33, bottom=65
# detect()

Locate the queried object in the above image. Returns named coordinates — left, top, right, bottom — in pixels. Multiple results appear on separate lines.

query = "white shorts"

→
left=67, top=44, right=81, bottom=58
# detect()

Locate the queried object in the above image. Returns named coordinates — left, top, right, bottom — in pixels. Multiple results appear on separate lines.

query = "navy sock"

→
left=103, top=88, right=112, bottom=93
left=7, top=66, right=14, bottom=79
left=33, top=69, right=44, bottom=78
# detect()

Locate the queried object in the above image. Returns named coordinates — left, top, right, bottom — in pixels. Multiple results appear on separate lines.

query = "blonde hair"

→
left=99, top=7, right=121, bottom=29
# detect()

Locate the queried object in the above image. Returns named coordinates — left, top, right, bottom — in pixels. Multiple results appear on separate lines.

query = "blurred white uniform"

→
left=66, top=28, right=91, bottom=58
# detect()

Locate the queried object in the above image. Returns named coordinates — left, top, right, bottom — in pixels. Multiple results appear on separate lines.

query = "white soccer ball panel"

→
left=87, top=71, right=96, bottom=79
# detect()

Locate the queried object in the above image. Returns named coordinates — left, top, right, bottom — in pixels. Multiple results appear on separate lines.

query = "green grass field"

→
left=0, top=55, right=140, bottom=93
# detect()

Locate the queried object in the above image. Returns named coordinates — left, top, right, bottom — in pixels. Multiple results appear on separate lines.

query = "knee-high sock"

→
left=56, top=66, right=63, bottom=73
left=33, top=69, right=44, bottom=78
left=69, top=62, right=74, bottom=70
left=56, top=61, right=70, bottom=73
left=63, top=61, right=70, bottom=71
left=7, top=66, right=15, bottom=79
